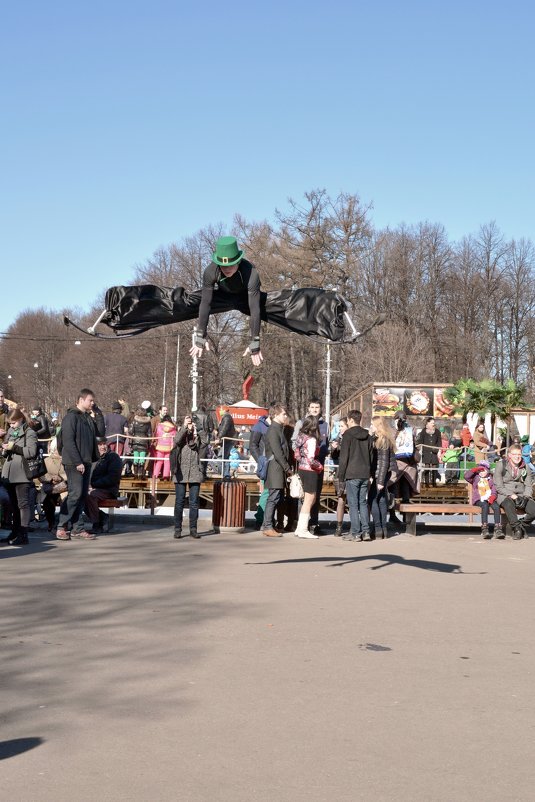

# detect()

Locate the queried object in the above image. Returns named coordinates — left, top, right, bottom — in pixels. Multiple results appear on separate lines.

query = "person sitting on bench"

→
left=464, top=460, right=502, bottom=539
left=85, top=437, right=123, bottom=534
left=493, top=444, right=535, bottom=540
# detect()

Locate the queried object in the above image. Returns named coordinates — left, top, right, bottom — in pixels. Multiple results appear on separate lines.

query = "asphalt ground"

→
left=2, top=520, right=535, bottom=802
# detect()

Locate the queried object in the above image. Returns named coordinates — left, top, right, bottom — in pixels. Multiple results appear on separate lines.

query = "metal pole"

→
left=324, top=343, right=331, bottom=432
left=173, top=333, right=180, bottom=422
left=191, top=327, right=199, bottom=412
left=162, top=336, right=169, bottom=407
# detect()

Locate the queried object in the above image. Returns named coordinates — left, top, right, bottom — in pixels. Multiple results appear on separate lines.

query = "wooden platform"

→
left=118, top=475, right=475, bottom=516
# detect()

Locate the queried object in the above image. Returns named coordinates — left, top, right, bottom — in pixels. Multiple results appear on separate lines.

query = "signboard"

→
left=433, top=388, right=455, bottom=417
left=372, top=387, right=404, bottom=416
left=372, top=386, right=456, bottom=419
left=403, top=388, right=434, bottom=416
left=215, top=404, right=268, bottom=427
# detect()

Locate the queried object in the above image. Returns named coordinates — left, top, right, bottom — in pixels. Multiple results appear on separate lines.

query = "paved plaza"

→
left=2, top=521, right=535, bottom=801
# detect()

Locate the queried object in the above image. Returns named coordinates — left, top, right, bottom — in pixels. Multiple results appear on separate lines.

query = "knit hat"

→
left=479, top=460, right=490, bottom=470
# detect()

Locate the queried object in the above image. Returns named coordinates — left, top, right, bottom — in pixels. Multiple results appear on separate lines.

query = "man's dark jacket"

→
left=104, top=411, right=128, bottom=442
left=90, top=450, right=123, bottom=497
left=217, top=412, right=237, bottom=441
left=61, top=408, right=103, bottom=466
left=264, top=420, right=290, bottom=489
left=338, top=425, right=374, bottom=481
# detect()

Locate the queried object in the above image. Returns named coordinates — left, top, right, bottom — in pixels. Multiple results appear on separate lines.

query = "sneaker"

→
left=71, top=530, right=96, bottom=540
left=56, top=527, right=71, bottom=541
left=297, top=530, right=319, bottom=539
left=342, top=533, right=360, bottom=541
left=362, top=532, right=372, bottom=541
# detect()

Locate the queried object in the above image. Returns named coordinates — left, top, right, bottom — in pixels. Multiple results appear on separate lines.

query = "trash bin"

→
left=212, top=479, right=246, bottom=533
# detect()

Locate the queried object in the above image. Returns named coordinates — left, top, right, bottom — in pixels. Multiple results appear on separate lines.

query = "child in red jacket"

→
left=464, top=460, right=503, bottom=539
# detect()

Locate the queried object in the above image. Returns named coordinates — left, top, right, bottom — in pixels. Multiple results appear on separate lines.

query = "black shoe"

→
left=512, top=524, right=524, bottom=540
left=190, top=529, right=201, bottom=539
left=9, top=534, right=28, bottom=546
left=311, top=527, right=328, bottom=536
left=174, top=529, right=184, bottom=539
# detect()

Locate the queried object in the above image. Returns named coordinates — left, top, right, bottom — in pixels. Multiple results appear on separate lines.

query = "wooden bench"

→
left=98, top=496, right=128, bottom=531
left=398, top=502, right=481, bottom=535
left=397, top=499, right=531, bottom=537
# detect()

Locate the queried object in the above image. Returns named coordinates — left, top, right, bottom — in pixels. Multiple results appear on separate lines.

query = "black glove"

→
left=515, top=495, right=529, bottom=510
left=193, top=334, right=207, bottom=350
left=11, top=444, right=24, bottom=456
left=248, top=337, right=260, bottom=354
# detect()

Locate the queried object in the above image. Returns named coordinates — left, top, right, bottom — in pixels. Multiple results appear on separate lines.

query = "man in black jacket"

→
left=56, top=388, right=104, bottom=541
left=214, top=405, right=237, bottom=479
left=85, top=437, right=123, bottom=533
left=262, top=404, right=291, bottom=537
left=338, top=409, right=374, bottom=541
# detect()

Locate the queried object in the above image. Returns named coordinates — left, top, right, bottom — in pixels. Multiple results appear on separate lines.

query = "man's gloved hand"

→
left=242, top=338, right=263, bottom=366
left=189, top=335, right=210, bottom=359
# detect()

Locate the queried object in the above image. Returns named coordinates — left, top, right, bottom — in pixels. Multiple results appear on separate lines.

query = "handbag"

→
left=289, top=472, right=304, bottom=499
left=23, top=451, right=47, bottom=480
left=20, top=431, right=47, bottom=480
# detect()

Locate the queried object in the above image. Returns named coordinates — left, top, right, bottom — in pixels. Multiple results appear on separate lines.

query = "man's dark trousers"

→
left=59, top=465, right=92, bottom=533
left=263, top=489, right=282, bottom=531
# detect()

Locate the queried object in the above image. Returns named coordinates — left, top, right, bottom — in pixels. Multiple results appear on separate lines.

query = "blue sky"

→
left=2, top=0, right=534, bottom=329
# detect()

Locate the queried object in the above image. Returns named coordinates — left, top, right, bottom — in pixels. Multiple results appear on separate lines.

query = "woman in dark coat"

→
left=416, top=417, right=442, bottom=487
left=172, top=415, right=203, bottom=539
left=369, top=416, right=398, bottom=539
left=1, top=409, right=39, bottom=546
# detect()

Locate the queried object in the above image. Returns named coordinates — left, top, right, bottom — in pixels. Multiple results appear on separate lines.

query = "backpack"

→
left=255, top=454, right=272, bottom=481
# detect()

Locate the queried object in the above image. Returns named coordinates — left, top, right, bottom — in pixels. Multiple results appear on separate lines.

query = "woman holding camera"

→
left=1, top=409, right=39, bottom=546
left=172, top=415, right=203, bottom=539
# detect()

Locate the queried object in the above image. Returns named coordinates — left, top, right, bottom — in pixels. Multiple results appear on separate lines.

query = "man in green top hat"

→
left=189, top=236, right=264, bottom=367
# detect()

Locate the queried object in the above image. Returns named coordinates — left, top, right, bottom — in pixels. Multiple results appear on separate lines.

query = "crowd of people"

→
left=1, top=386, right=535, bottom=545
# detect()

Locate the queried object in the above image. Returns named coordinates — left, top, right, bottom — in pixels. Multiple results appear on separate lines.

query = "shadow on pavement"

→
left=247, top=553, right=477, bottom=573
left=0, top=737, right=44, bottom=760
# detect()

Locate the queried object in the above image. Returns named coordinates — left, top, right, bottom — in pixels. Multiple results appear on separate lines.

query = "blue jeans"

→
left=174, top=482, right=200, bottom=531
left=345, top=478, right=370, bottom=535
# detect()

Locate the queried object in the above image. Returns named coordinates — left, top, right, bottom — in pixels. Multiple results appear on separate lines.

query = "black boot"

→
left=512, top=523, right=524, bottom=540
left=10, top=527, right=29, bottom=546
left=174, top=528, right=184, bottom=539
left=334, top=523, right=344, bottom=537
left=190, top=528, right=201, bottom=539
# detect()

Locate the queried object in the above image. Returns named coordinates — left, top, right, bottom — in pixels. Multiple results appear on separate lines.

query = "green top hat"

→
left=212, top=236, right=244, bottom=267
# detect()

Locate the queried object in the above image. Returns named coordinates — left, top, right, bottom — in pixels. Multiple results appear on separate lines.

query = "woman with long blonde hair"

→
left=368, top=416, right=397, bottom=539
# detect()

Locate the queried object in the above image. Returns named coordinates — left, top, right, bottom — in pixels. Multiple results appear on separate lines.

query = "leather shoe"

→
left=190, top=530, right=201, bottom=539
left=174, top=530, right=184, bottom=539
left=262, top=529, right=282, bottom=537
